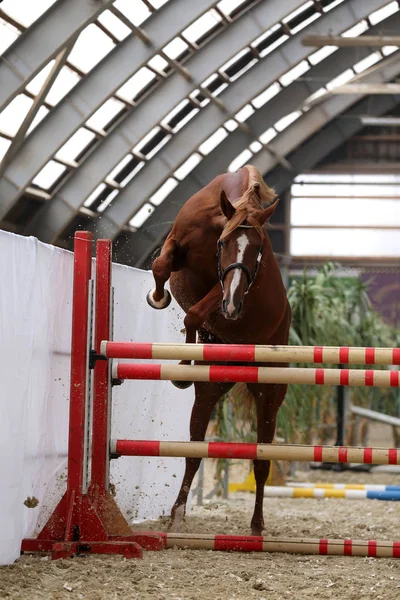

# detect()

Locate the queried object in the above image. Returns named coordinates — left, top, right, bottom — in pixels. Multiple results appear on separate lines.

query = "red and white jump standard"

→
left=21, top=231, right=400, bottom=560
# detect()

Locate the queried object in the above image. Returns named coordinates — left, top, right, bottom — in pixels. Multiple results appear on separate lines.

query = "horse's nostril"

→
left=222, top=299, right=227, bottom=313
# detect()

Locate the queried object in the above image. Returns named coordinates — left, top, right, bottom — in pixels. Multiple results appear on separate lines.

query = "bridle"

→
left=217, top=226, right=264, bottom=294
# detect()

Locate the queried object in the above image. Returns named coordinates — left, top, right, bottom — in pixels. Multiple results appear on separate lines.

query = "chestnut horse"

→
left=147, top=165, right=291, bottom=535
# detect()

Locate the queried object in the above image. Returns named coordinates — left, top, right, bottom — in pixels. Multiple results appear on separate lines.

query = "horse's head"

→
left=217, top=189, right=279, bottom=320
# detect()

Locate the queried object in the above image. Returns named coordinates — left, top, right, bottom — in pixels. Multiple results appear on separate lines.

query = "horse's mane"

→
left=220, top=165, right=276, bottom=240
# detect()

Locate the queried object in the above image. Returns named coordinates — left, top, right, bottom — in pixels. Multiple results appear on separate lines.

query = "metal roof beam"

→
left=92, top=0, right=392, bottom=237
left=0, top=0, right=114, bottom=111
left=0, top=0, right=220, bottom=219
left=21, top=0, right=297, bottom=241
left=0, top=45, right=72, bottom=174
left=302, top=34, right=400, bottom=47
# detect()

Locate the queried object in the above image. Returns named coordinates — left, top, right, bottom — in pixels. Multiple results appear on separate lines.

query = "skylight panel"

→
left=0, top=0, right=57, bottom=27
left=369, top=1, right=398, bottom=25
left=133, top=127, right=161, bottom=156
left=105, top=154, right=134, bottom=183
left=26, top=106, right=49, bottom=135
left=97, top=189, right=120, bottom=213
left=198, top=128, right=228, bottom=155
left=119, top=160, right=145, bottom=187
left=341, top=20, right=369, bottom=38
left=161, top=99, right=191, bottom=128
left=133, top=126, right=171, bottom=159
left=326, top=69, right=354, bottom=91
left=0, top=94, right=33, bottom=137
left=321, top=0, right=346, bottom=12
left=84, top=183, right=107, bottom=208
left=304, top=88, right=328, bottom=107
left=97, top=10, right=131, bottom=41
left=252, top=82, right=281, bottom=109
left=32, top=160, right=66, bottom=190
left=86, top=97, right=126, bottom=130
left=274, top=111, right=302, bottom=132
left=259, top=128, right=277, bottom=145
left=190, top=89, right=210, bottom=107
left=116, top=67, right=156, bottom=102
left=55, top=128, right=96, bottom=162
left=228, top=149, right=253, bottom=172
left=68, top=24, right=115, bottom=74
left=283, top=1, right=313, bottom=24
left=162, top=100, right=199, bottom=133
left=25, top=61, right=55, bottom=96
left=283, top=2, right=319, bottom=35
left=252, top=25, right=289, bottom=58
left=162, top=37, right=189, bottom=60
left=235, top=104, right=254, bottom=122
left=45, top=66, right=80, bottom=106
left=150, top=178, right=178, bottom=206
left=113, top=0, right=151, bottom=26
left=147, top=54, right=169, bottom=73
left=182, top=10, right=222, bottom=45
left=150, top=0, right=170, bottom=8
left=291, top=228, right=400, bottom=257
left=174, top=153, right=202, bottom=180
left=224, top=119, right=239, bottom=132
left=292, top=197, right=400, bottom=227
left=129, top=203, right=155, bottom=228
left=0, top=19, right=20, bottom=55
left=279, top=61, right=310, bottom=87
left=382, top=46, right=398, bottom=56
left=250, top=140, right=262, bottom=153
left=0, top=136, right=11, bottom=162
left=353, top=52, right=381, bottom=74
left=217, top=0, right=246, bottom=17
left=308, top=45, right=338, bottom=66
left=221, top=48, right=257, bottom=82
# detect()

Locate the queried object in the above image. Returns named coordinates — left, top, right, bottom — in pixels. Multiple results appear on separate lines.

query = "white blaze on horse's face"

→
left=222, top=232, right=249, bottom=320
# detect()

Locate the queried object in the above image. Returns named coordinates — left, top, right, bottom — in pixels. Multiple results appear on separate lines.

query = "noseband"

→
left=217, top=227, right=263, bottom=294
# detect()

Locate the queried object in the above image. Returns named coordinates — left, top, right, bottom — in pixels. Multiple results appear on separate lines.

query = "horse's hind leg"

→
left=168, top=380, right=234, bottom=532
left=247, top=382, right=287, bottom=536
left=147, top=237, right=176, bottom=309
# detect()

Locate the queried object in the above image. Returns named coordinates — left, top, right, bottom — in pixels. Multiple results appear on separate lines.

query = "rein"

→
left=217, top=226, right=263, bottom=294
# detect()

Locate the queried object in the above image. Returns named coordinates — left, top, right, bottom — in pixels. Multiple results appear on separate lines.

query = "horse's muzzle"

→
left=222, top=298, right=243, bottom=320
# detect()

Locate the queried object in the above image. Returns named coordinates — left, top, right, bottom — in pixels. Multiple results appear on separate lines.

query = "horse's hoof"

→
left=171, top=380, right=193, bottom=389
left=146, top=288, right=171, bottom=310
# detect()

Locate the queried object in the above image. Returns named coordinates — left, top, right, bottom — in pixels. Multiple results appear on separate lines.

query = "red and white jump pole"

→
left=111, top=439, right=399, bottom=465
left=102, top=340, right=400, bottom=366
left=112, top=362, right=400, bottom=388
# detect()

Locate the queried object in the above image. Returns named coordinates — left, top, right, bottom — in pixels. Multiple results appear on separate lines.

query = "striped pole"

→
left=111, top=440, right=399, bottom=465
left=102, top=341, right=400, bottom=365
left=264, top=486, right=400, bottom=500
left=160, top=533, right=400, bottom=558
left=112, top=363, right=400, bottom=388
left=286, top=482, right=400, bottom=491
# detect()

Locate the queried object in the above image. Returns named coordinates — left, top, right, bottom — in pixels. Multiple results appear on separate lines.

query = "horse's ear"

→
left=256, top=197, right=279, bottom=225
left=220, top=190, right=236, bottom=220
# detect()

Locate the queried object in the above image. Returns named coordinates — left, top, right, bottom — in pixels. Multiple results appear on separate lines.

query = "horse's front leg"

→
left=247, top=382, right=287, bottom=536
left=172, top=283, right=222, bottom=389
left=147, top=237, right=177, bottom=309
left=168, top=381, right=233, bottom=532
